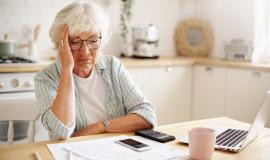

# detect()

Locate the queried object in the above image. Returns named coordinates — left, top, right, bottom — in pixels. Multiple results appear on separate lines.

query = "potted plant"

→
left=120, top=0, right=134, bottom=57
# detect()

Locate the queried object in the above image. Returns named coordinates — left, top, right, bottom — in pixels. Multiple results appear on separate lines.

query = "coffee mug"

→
left=188, top=127, right=216, bottom=160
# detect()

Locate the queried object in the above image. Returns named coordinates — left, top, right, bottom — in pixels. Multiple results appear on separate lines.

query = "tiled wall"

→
left=0, top=0, right=74, bottom=58
left=0, top=0, right=195, bottom=58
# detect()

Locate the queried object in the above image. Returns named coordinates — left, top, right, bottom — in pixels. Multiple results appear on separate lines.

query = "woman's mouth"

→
left=77, top=59, right=93, bottom=64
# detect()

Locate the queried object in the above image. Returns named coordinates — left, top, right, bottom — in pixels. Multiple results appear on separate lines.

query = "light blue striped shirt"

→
left=34, top=55, right=157, bottom=139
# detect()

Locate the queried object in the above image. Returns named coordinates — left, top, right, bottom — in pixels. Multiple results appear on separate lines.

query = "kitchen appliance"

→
left=132, top=24, right=159, bottom=59
left=0, top=34, right=16, bottom=57
left=224, top=39, right=253, bottom=61
left=0, top=67, right=48, bottom=144
left=0, top=56, right=34, bottom=64
left=0, top=72, right=35, bottom=144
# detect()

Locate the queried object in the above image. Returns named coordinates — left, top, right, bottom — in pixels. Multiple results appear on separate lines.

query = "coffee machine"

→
left=132, top=24, right=159, bottom=58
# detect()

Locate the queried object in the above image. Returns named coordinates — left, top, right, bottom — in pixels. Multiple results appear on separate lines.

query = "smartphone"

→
left=115, top=138, right=151, bottom=152
left=135, top=129, right=176, bottom=143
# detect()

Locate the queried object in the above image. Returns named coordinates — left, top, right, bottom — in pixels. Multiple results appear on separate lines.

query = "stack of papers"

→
left=47, top=135, right=188, bottom=160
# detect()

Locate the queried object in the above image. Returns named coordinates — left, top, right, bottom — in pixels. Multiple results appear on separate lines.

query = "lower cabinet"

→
left=127, top=66, right=192, bottom=125
left=226, top=68, right=270, bottom=127
left=127, top=63, right=270, bottom=128
left=192, top=65, right=270, bottom=127
left=192, top=65, right=227, bottom=120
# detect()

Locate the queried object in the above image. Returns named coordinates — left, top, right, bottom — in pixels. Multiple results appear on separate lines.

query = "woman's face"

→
left=69, top=31, right=101, bottom=74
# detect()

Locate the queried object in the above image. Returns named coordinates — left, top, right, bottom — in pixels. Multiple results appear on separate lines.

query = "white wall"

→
left=0, top=0, right=255, bottom=58
left=195, top=0, right=254, bottom=58
left=0, top=0, right=195, bottom=58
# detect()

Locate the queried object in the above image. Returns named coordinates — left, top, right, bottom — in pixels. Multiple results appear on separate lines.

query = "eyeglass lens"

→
left=69, top=36, right=102, bottom=51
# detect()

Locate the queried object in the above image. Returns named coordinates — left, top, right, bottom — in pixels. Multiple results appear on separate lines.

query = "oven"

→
left=0, top=57, right=49, bottom=145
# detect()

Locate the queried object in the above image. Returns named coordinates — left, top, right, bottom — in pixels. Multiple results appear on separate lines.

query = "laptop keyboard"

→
left=216, top=129, right=248, bottom=147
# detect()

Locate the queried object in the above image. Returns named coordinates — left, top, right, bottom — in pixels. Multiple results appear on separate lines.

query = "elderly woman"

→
left=34, top=1, right=156, bottom=140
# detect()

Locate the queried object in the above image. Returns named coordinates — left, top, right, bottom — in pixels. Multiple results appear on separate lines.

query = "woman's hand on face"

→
left=58, top=25, right=74, bottom=72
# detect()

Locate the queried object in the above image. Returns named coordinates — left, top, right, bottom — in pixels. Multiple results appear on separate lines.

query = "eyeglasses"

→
left=69, top=35, right=102, bottom=51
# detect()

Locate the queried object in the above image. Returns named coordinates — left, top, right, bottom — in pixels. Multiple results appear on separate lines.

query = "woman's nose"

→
left=80, top=41, right=90, bottom=55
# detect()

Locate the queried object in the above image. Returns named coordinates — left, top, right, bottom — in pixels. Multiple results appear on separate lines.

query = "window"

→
left=252, top=0, right=270, bottom=63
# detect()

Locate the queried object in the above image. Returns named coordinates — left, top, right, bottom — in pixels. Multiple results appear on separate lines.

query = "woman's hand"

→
left=58, top=24, right=74, bottom=72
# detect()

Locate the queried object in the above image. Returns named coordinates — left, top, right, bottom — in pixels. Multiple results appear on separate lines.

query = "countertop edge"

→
left=1, top=56, right=270, bottom=73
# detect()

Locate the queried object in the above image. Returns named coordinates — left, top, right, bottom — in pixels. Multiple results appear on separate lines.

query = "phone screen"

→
left=119, top=139, right=148, bottom=148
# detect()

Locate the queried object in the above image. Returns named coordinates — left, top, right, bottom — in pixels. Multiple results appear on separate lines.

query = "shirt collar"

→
left=95, top=54, right=107, bottom=71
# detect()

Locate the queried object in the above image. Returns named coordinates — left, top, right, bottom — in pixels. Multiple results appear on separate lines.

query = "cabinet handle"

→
left=205, top=66, right=212, bottom=72
left=165, top=66, right=173, bottom=72
left=0, top=82, right=4, bottom=89
left=251, top=71, right=261, bottom=78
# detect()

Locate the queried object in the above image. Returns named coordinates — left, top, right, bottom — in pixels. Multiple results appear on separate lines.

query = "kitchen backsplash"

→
left=0, top=0, right=195, bottom=58
left=0, top=0, right=255, bottom=58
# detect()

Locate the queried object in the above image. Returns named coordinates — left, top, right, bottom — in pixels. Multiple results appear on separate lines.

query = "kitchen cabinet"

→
left=192, top=65, right=227, bottom=120
left=126, top=67, right=146, bottom=93
left=225, top=69, right=270, bottom=126
left=127, top=66, right=192, bottom=125
left=192, top=65, right=270, bottom=127
left=127, top=61, right=270, bottom=127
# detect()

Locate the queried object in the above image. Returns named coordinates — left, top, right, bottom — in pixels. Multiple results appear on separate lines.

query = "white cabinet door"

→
left=126, top=67, right=146, bottom=93
left=144, top=66, right=192, bottom=125
left=226, top=69, right=270, bottom=126
left=127, top=66, right=192, bottom=125
left=192, top=65, right=227, bottom=120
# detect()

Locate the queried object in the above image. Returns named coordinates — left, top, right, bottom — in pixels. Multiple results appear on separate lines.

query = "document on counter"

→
left=47, top=135, right=188, bottom=160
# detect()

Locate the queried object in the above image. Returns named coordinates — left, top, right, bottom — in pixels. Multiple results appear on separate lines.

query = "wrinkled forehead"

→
left=68, top=26, right=100, bottom=37
left=69, top=31, right=100, bottom=39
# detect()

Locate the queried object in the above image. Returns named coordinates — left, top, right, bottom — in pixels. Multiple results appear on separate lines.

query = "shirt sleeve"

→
left=34, top=72, right=75, bottom=139
left=115, top=58, right=157, bottom=126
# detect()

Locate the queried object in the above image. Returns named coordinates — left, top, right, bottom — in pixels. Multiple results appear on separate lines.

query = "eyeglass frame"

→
left=68, top=34, right=102, bottom=51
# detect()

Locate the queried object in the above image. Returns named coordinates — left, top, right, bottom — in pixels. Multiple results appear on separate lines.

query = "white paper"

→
left=47, top=135, right=188, bottom=160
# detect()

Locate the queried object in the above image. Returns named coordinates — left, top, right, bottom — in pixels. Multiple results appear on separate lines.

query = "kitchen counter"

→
left=121, top=56, right=195, bottom=67
left=194, top=57, right=270, bottom=72
left=1, top=56, right=270, bottom=73
left=121, top=56, right=270, bottom=72
left=0, top=61, right=53, bottom=73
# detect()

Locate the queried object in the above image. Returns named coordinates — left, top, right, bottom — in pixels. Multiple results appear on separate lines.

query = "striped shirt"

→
left=34, top=55, right=157, bottom=140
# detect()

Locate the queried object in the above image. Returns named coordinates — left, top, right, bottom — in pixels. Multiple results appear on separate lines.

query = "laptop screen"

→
left=241, top=90, right=270, bottom=149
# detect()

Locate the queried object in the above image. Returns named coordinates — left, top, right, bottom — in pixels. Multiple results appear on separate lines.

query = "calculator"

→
left=135, top=129, right=176, bottom=143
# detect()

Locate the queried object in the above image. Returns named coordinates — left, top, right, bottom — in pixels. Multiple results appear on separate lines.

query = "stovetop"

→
left=0, top=56, right=34, bottom=64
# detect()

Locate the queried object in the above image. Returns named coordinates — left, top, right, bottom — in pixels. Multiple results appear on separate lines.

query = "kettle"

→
left=0, top=34, right=16, bottom=57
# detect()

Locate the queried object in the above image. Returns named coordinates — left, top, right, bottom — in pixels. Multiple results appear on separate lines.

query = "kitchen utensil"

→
left=27, top=24, right=41, bottom=61
left=0, top=34, right=16, bottom=57
left=33, top=24, right=41, bottom=41
left=19, top=24, right=41, bottom=61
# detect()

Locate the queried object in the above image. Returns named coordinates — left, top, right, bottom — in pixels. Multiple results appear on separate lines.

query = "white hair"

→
left=49, top=0, right=111, bottom=48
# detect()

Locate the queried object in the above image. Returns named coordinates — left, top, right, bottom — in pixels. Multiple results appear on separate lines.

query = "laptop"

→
left=179, top=90, right=270, bottom=152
